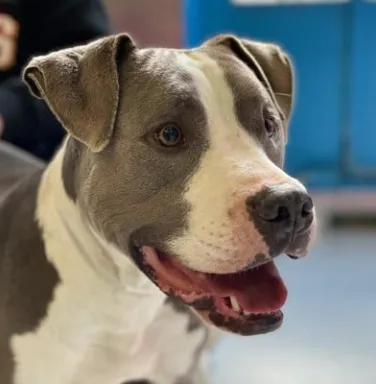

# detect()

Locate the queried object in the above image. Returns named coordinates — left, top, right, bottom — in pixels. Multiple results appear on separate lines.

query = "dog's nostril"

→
left=301, top=198, right=313, bottom=217
left=263, top=205, right=290, bottom=223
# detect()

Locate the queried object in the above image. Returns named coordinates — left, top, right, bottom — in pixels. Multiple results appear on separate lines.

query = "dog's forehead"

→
left=131, top=48, right=197, bottom=92
left=116, top=48, right=206, bottom=132
left=131, top=46, right=268, bottom=108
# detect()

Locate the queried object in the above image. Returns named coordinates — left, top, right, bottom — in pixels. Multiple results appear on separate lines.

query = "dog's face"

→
left=24, top=34, right=316, bottom=336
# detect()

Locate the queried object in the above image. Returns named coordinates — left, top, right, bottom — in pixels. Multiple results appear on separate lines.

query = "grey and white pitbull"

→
left=0, top=33, right=316, bottom=384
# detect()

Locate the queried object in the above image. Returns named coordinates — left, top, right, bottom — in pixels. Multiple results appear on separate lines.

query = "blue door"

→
left=346, top=0, right=376, bottom=185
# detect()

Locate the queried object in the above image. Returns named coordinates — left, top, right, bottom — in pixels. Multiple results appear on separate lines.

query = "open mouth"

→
left=137, top=246, right=288, bottom=335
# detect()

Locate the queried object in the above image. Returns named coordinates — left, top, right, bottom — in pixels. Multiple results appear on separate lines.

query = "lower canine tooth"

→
left=243, top=310, right=252, bottom=316
left=230, top=296, right=241, bottom=312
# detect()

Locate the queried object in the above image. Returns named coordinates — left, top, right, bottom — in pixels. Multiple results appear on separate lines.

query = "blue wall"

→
left=183, top=0, right=376, bottom=190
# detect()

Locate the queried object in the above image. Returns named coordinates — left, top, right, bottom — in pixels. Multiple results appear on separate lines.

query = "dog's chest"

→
left=73, top=299, right=207, bottom=384
left=11, top=280, right=206, bottom=384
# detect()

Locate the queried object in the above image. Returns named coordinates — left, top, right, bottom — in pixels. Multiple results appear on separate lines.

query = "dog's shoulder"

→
left=0, top=168, right=61, bottom=340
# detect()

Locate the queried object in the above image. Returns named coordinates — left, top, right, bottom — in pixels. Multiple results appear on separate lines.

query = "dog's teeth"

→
left=229, top=296, right=241, bottom=312
left=243, top=310, right=252, bottom=316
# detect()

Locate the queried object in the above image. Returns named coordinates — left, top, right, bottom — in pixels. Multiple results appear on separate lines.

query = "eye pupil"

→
left=157, top=125, right=183, bottom=147
left=163, top=127, right=179, bottom=142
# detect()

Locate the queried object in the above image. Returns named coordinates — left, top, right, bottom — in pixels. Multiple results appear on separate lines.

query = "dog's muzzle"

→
left=127, top=182, right=316, bottom=337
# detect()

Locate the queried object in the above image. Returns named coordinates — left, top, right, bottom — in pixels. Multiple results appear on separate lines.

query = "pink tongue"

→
left=205, top=262, right=288, bottom=313
left=142, top=246, right=287, bottom=313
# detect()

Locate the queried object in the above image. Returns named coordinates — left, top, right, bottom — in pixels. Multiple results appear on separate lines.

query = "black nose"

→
left=247, top=186, right=314, bottom=235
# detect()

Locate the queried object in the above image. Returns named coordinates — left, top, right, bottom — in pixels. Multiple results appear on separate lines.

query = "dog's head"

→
left=23, top=33, right=316, bottom=336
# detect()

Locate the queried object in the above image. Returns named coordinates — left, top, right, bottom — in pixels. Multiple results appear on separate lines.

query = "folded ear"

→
left=23, top=33, right=136, bottom=152
left=206, top=35, right=294, bottom=125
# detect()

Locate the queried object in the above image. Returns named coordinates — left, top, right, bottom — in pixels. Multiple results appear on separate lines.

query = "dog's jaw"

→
left=128, top=245, right=287, bottom=336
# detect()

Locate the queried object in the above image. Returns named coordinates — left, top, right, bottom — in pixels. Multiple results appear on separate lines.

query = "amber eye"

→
left=155, top=124, right=184, bottom=147
left=264, top=118, right=278, bottom=138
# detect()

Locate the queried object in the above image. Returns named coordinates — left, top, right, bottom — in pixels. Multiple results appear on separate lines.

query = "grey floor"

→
left=210, top=230, right=376, bottom=384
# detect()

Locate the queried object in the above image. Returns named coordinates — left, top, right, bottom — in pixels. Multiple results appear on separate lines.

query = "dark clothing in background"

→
left=0, top=0, right=110, bottom=160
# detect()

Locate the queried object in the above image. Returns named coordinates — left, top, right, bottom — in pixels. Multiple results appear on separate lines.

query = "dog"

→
left=0, top=33, right=316, bottom=384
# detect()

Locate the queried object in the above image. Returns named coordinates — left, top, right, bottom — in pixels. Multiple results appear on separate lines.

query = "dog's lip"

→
left=137, top=245, right=288, bottom=330
left=206, top=308, right=283, bottom=336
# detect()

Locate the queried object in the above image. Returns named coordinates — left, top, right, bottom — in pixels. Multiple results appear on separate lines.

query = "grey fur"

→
left=0, top=171, right=61, bottom=383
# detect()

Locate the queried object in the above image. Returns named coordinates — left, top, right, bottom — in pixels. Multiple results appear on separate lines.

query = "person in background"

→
left=0, top=0, right=110, bottom=160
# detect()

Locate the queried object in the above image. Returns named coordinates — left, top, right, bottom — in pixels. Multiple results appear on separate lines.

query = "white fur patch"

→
left=168, top=52, right=304, bottom=274
left=10, top=148, right=208, bottom=384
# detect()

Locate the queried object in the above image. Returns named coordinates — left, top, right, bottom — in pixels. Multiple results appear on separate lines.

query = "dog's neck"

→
left=36, top=145, right=163, bottom=301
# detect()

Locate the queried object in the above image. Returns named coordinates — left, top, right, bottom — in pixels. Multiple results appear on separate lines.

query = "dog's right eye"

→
left=264, top=118, right=278, bottom=138
left=155, top=124, right=185, bottom=147
left=264, top=119, right=277, bottom=137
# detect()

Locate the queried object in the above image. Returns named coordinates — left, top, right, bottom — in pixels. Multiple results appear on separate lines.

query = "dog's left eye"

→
left=155, top=124, right=185, bottom=147
left=264, top=118, right=278, bottom=138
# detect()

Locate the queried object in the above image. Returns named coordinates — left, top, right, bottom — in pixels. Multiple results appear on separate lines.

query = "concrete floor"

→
left=210, top=230, right=376, bottom=384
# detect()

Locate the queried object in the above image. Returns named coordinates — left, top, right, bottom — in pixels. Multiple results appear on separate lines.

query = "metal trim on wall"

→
left=231, top=0, right=350, bottom=4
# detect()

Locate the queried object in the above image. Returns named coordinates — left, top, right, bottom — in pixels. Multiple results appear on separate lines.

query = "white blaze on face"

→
left=168, top=51, right=303, bottom=274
